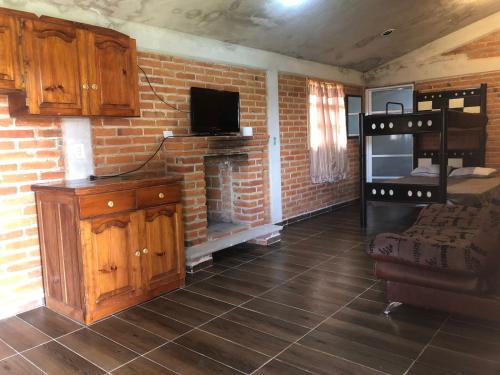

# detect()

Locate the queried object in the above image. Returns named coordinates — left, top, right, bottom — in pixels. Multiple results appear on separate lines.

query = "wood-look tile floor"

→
left=0, top=204, right=498, bottom=374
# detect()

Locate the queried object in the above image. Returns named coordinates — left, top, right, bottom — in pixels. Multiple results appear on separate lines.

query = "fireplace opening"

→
left=204, top=155, right=249, bottom=241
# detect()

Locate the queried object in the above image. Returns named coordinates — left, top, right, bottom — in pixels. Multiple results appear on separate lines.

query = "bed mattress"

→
left=386, top=175, right=500, bottom=207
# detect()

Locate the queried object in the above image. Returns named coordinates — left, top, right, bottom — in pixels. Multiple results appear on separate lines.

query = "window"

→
left=346, top=95, right=362, bottom=138
left=365, top=84, right=414, bottom=181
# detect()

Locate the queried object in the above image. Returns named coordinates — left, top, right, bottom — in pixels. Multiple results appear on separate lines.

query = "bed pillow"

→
left=449, top=167, right=498, bottom=178
left=410, top=165, right=453, bottom=177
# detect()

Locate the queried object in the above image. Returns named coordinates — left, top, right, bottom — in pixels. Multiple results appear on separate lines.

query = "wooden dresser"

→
left=32, top=175, right=185, bottom=324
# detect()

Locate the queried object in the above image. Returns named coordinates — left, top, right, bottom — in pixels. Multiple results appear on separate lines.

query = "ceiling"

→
left=36, top=0, right=500, bottom=71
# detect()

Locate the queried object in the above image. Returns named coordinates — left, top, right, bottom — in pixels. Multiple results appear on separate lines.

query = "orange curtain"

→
left=308, top=79, right=348, bottom=183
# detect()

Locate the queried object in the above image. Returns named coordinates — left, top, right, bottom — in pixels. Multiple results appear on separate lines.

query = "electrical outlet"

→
left=163, top=130, right=174, bottom=138
left=73, top=143, right=85, bottom=160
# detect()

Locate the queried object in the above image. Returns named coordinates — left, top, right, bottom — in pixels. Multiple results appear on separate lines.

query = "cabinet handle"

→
left=158, top=192, right=165, bottom=199
left=143, top=248, right=149, bottom=254
left=82, top=83, right=89, bottom=90
left=91, top=83, right=99, bottom=90
left=134, top=251, right=141, bottom=257
left=107, top=200, right=114, bottom=208
left=156, top=251, right=166, bottom=257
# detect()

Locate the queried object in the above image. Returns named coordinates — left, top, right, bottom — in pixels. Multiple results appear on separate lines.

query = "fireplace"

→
left=204, top=155, right=249, bottom=240
left=164, top=135, right=281, bottom=269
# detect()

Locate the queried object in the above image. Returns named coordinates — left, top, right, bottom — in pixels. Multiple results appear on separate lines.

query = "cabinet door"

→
left=141, top=204, right=184, bottom=291
left=80, top=212, right=142, bottom=312
left=24, top=19, right=86, bottom=115
left=0, top=13, right=23, bottom=91
left=87, top=31, right=139, bottom=117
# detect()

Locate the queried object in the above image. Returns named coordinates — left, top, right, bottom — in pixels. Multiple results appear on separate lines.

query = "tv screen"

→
left=190, top=87, right=240, bottom=134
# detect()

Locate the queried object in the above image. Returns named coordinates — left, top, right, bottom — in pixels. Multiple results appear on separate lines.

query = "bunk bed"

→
left=360, top=84, right=495, bottom=226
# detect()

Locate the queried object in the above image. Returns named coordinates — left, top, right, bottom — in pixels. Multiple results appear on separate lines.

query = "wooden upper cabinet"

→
left=0, top=12, right=23, bottom=91
left=23, top=19, right=86, bottom=116
left=141, top=205, right=184, bottom=292
left=1, top=7, right=140, bottom=117
left=86, top=31, right=139, bottom=117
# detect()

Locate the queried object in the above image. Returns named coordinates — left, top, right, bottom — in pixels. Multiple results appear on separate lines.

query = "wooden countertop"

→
left=32, top=173, right=183, bottom=195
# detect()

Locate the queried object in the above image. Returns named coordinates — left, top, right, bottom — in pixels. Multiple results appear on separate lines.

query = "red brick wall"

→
left=278, top=74, right=362, bottom=220
left=0, top=97, right=64, bottom=318
left=444, top=30, right=500, bottom=59
left=93, top=52, right=267, bottom=175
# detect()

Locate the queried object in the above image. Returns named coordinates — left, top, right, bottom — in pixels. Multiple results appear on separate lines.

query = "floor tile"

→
left=200, top=317, right=290, bottom=356
left=0, top=339, right=15, bottom=360
left=0, top=355, right=44, bottom=374
left=24, top=341, right=105, bottom=374
left=247, top=257, right=309, bottom=274
left=57, top=328, right=138, bottom=371
left=418, top=345, right=500, bottom=374
left=406, top=361, right=460, bottom=375
left=185, top=270, right=214, bottom=285
left=186, top=282, right=253, bottom=305
left=203, top=274, right=270, bottom=296
left=299, top=324, right=414, bottom=374
left=17, top=307, right=81, bottom=338
left=175, top=329, right=269, bottom=373
left=278, top=343, right=383, bottom=375
left=116, top=306, right=191, bottom=340
left=242, top=298, right=325, bottom=329
left=112, top=356, right=176, bottom=374
left=163, top=289, right=234, bottom=315
left=221, top=307, right=309, bottom=341
left=147, top=342, right=243, bottom=375
left=220, top=268, right=284, bottom=289
left=141, top=298, right=215, bottom=326
left=90, top=317, right=165, bottom=354
left=0, top=317, right=51, bottom=351
left=261, top=287, right=343, bottom=316
left=235, top=261, right=299, bottom=280
left=254, top=359, right=312, bottom=375
left=431, top=331, right=500, bottom=364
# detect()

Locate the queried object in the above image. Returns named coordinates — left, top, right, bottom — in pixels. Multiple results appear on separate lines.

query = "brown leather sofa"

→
left=366, top=196, right=500, bottom=321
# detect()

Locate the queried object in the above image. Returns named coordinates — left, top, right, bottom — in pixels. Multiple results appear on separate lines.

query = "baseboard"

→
left=279, top=198, right=359, bottom=227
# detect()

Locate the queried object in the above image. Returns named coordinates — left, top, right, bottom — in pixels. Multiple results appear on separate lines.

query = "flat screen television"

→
left=190, top=87, right=240, bottom=135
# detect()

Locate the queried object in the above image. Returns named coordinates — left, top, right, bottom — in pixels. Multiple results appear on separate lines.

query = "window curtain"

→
left=308, top=79, right=348, bottom=184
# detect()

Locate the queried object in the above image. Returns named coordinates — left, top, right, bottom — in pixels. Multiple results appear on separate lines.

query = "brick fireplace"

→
left=165, top=134, right=279, bottom=267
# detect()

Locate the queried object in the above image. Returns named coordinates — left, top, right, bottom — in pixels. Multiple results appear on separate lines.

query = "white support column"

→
left=266, top=70, right=282, bottom=224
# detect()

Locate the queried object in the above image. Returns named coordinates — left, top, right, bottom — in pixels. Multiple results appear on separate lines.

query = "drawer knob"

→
left=82, top=83, right=89, bottom=90
left=107, top=200, right=114, bottom=208
left=91, top=83, right=99, bottom=90
left=134, top=251, right=141, bottom=257
left=143, top=248, right=149, bottom=254
left=158, top=192, right=165, bottom=199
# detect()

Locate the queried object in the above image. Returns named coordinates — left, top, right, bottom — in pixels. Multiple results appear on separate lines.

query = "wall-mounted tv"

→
left=190, top=87, right=240, bottom=135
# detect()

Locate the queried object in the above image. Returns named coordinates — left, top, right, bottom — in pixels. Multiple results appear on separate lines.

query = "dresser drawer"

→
left=79, top=190, right=136, bottom=219
left=136, top=184, right=182, bottom=208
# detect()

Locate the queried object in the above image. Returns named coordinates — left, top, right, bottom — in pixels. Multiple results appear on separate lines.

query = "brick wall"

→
left=0, top=96, right=64, bottom=319
left=278, top=74, right=363, bottom=220
left=93, top=52, right=267, bottom=175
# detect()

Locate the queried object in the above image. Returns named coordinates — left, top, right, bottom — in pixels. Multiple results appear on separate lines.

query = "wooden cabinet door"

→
left=23, top=19, right=86, bottom=115
left=80, top=212, right=142, bottom=314
left=86, top=31, right=139, bottom=117
left=0, top=13, right=23, bottom=91
left=140, top=204, right=184, bottom=291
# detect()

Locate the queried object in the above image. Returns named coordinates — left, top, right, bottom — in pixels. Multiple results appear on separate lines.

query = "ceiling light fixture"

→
left=280, top=0, right=307, bottom=6
left=380, top=28, right=396, bottom=37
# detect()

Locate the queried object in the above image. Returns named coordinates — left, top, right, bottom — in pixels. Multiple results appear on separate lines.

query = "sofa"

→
left=366, top=195, right=500, bottom=320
